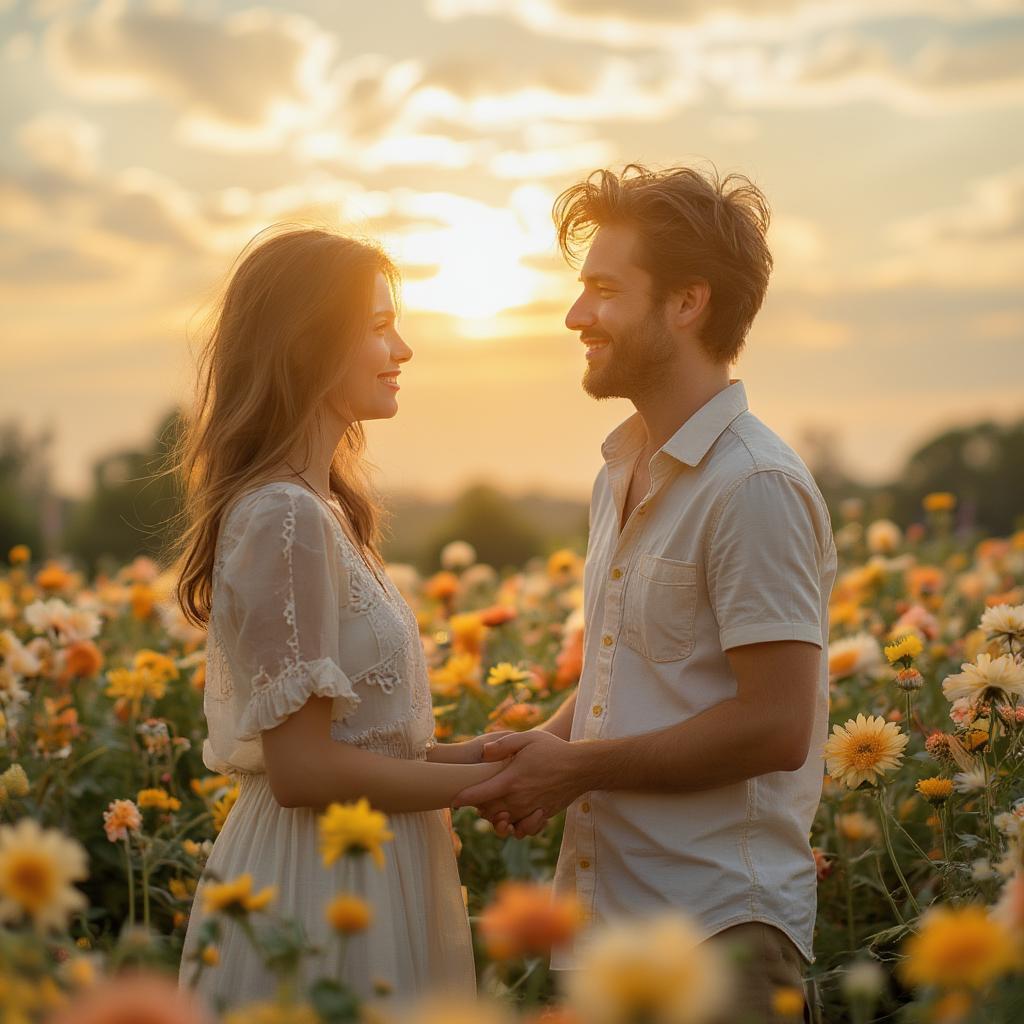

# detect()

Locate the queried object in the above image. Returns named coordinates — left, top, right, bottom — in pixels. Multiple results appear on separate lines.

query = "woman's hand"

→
left=428, top=730, right=516, bottom=764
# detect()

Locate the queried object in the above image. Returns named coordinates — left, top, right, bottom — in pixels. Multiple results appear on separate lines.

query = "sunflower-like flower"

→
left=823, top=714, right=909, bottom=789
left=566, top=913, right=730, bottom=1024
left=486, top=662, right=532, bottom=687
left=884, top=633, right=923, bottom=666
left=211, top=785, right=240, bottom=833
left=0, top=818, right=88, bottom=932
left=942, top=653, right=1024, bottom=706
left=319, top=798, right=394, bottom=869
left=900, top=905, right=1018, bottom=991
left=202, top=872, right=276, bottom=915
left=915, top=778, right=954, bottom=806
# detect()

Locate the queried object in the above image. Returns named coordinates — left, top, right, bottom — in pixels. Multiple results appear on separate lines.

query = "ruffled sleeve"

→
left=217, top=487, right=361, bottom=744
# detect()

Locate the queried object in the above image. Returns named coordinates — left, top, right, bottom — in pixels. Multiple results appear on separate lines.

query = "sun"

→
left=384, top=189, right=551, bottom=322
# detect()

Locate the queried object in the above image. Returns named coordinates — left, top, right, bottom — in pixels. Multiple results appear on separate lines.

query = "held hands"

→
left=452, top=730, right=586, bottom=839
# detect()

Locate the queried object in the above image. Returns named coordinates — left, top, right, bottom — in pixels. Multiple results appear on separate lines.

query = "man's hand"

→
left=451, top=730, right=588, bottom=828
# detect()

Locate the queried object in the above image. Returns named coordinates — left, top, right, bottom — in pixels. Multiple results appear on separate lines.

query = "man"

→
left=453, top=164, right=836, bottom=1023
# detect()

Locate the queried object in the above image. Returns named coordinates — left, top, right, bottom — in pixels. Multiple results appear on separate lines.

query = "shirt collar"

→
left=601, top=379, right=749, bottom=469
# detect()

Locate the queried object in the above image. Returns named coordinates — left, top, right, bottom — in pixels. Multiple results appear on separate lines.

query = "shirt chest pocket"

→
left=623, top=554, right=698, bottom=663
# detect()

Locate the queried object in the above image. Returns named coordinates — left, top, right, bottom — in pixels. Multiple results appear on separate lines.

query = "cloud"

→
left=45, top=0, right=338, bottom=150
left=868, top=165, right=1024, bottom=288
left=16, top=110, right=100, bottom=178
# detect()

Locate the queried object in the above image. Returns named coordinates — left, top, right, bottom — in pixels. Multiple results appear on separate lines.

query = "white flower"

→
left=949, top=697, right=977, bottom=727
left=23, top=599, right=100, bottom=643
left=440, top=540, right=477, bottom=571
left=866, top=519, right=901, bottom=554
left=841, top=960, right=885, bottom=1001
left=24, top=599, right=70, bottom=634
left=953, top=767, right=988, bottom=794
left=971, top=858, right=996, bottom=881
left=979, top=604, right=1024, bottom=653
left=461, top=563, right=497, bottom=590
left=0, top=631, right=41, bottom=677
left=828, top=634, right=884, bottom=681
left=0, top=668, right=29, bottom=708
left=942, top=653, right=1024, bottom=705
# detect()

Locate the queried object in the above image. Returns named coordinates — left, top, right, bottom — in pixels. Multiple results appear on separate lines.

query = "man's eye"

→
left=598, top=289, right=615, bottom=298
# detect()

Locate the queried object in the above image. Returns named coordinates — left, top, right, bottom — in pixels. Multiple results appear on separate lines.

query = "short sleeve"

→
left=706, top=470, right=827, bottom=652
left=218, top=488, right=361, bottom=741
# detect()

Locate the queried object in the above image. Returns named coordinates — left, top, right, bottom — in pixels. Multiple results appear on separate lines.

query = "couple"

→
left=177, top=163, right=836, bottom=1023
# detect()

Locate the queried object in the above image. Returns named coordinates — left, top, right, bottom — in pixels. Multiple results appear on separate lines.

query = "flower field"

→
left=1, top=495, right=1024, bottom=1022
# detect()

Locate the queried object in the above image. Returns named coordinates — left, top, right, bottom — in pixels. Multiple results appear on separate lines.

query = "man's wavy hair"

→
left=553, top=163, right=773, bottom=364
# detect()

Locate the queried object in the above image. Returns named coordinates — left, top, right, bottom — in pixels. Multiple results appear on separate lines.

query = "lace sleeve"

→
left=219, top=487, right=361, bottom=742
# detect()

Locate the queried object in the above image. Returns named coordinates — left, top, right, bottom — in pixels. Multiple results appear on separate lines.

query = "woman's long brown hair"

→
left=165, top=225, right=399, bottom=629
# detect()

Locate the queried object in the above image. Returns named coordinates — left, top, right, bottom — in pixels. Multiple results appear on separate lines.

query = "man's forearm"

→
left=570, top=694, right=808, bottom=796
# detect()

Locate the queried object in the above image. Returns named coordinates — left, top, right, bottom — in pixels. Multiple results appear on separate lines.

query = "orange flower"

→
left=47, top=971, right=214, bottom=1024
left=479, top=605, right=517, bottom=627
left=555, top=631, right=583, bottom=689
left=492, top=702, right=542, bottom=732
left=923, top=492, right=956, bottom=513
left=425, top=572, right=459, bottom=601
left=479, top=882, right=582, bottom=960
left=130, top=583, right=155, bottom=620
left=35, top=563, right=72, bottom=592
left=63, top=641, right=103, bottom=680
left=906, top=565, right=946, bottom=600
left=8, top=545, right=30, bottom=565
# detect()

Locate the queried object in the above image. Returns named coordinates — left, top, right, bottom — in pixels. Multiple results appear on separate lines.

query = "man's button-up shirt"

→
left=550, top=380, right=837, bottom=968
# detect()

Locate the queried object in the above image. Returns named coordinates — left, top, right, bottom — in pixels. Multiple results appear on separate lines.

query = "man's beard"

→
left=582, top=307, right=677, bottom=401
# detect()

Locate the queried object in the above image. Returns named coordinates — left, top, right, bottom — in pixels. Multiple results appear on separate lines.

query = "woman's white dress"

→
left=178, top=481, right=475, bottom=1006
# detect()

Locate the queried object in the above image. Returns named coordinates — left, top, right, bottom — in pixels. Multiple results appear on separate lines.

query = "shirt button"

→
left=581, top=801, right=591, bottom=813
left=610, top=567, right=622, bottom=580
left=591, top=704, right=602, bottom=717
left=579, top=859, right=591, bottom=870
left=602, top=634, right=613, bottom=647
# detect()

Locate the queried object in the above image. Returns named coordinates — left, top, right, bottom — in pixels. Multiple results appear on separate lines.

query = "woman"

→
left=171, top=227, right=508, bottom=1005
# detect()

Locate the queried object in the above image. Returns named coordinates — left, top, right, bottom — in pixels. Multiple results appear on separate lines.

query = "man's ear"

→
left=669, top=280, right=710, bottom=332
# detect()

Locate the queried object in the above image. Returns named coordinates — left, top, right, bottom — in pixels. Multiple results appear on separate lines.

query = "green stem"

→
left=876, top=790, right=921, bottom=917
left=141, top=847, right=151, bottom=931
left=123, top=838, right=136, bottom=928
left=874, top=855, right=905, bottom=926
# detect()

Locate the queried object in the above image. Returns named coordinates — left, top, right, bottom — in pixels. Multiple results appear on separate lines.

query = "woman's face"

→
left=335, top=272, right=412, bottom=423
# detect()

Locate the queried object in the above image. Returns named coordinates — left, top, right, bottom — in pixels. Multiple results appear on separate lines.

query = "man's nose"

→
left=565, top=295, right=594, bottom=331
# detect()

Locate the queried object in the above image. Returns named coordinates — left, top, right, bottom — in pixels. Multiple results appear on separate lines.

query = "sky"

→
left=2, top=0, right=1023, bottom=501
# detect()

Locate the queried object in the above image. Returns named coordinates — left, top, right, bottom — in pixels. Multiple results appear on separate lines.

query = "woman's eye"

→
left=374, top=322, right=388, bottom=334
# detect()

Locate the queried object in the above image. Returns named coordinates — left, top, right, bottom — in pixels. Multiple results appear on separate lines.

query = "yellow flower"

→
left=202, top=872, right=276, bottom=915
left=916, top=778, right=954, bottom=806
left=105, top=669, right=166, bottom=709
left=487, top=662, right=532, bottom=687
left=901, top=905, right=1018, bottom=990
left=132, top=649, right=180, bottom=684
left=771, top=986, right=805, bottom=1018
left=884, top=633, right=923, bottom=665
left=136, top=788, right=181, bottom=812
left=0, top=818, right=88, bottom=932
left=223, top=1004, right=321, bottom=1024
left=325, top=893, right=373, bottom=933
left=566, top=913, right=730, bottom=1024
left=547, top=548, right=582, bottom=581
left=429, top=653, right=483, bottom=698
left=448, top=612, right=487, bottom=655
left=835, top=811, right=880, bottom=844
left=0, top=764, right=29, bottom=799
left=823, top=714, right=909, bottom=789
left=923, top=492, right=956, bottom=513
left=319, top=798, right=394, bottom=869
left=190, top=775, right=233, bottom=798
left=211, top=785, right=240, bottom=832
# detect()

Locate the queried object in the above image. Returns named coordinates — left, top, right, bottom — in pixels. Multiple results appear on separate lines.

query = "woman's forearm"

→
left=277, top=740, right=508, bottom=813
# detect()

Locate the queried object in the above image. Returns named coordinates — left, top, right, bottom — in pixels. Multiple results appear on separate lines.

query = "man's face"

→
left=564, top=223, right=676, bottom=401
